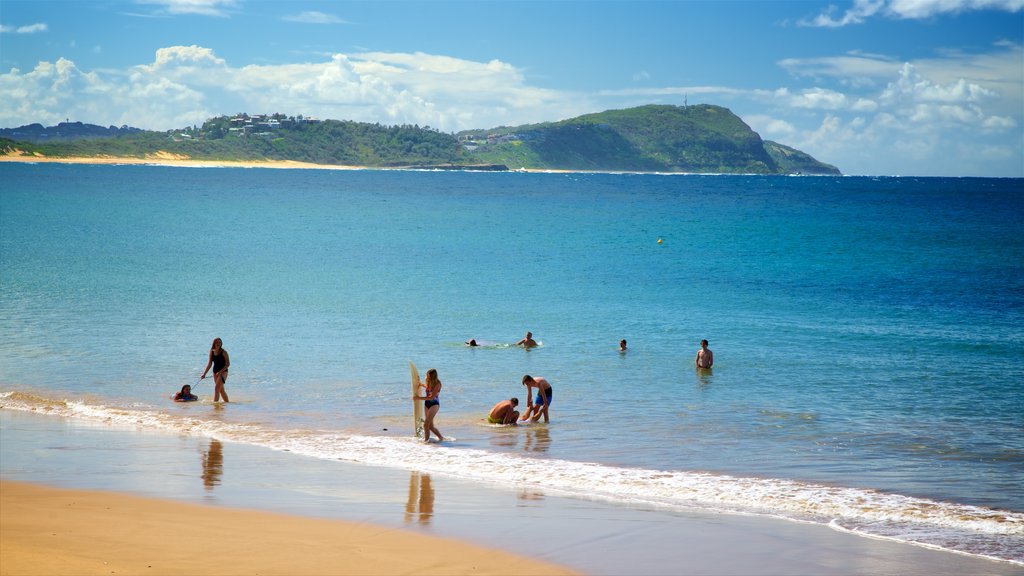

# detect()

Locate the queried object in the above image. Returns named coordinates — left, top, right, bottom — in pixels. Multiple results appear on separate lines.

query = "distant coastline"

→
left=0, top=150, right=369, bottom=171
left=0, top=151, right=619, bottom=174
left=1, top=105, right=843, bottom=175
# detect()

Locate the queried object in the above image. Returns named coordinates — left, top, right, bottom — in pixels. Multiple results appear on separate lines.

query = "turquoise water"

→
left=2, top=164, right=1022, bottom=563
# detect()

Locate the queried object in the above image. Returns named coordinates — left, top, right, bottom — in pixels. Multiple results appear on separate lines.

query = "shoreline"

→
left=0, top=480, right=577, bottom=576
left=0, top=151, right=633, bottom=174
left=0, top=151, right=373, bottom=171
left=3, top=409, right=1022, bottom=576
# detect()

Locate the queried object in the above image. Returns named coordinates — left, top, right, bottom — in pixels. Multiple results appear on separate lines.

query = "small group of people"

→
left=465, top=330, right=540, bottom=349
left=175, top=337, right=231, bottom=403
left=184, top=334, right=711, bottom=446
left=413, top=372, right=553, bottom=443
left=486, top=375, right=553, bottom=426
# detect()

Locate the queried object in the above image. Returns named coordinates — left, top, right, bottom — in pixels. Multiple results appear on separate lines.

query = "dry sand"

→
left=0, top=151, right=579, bottom=172
left=0, top=150, right=369, bottom=170
left=0, top=481, right=577, bottom=576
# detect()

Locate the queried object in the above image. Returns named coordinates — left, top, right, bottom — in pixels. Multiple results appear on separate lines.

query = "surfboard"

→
left=410, top=361, right=424, bottom=439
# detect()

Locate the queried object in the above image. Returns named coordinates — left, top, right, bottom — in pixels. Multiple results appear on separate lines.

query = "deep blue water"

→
left=2, top=164, right=1022, bottom=561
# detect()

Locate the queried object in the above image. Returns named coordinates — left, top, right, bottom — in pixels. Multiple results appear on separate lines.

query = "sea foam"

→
left=2, top=390, right=1021, bottom=566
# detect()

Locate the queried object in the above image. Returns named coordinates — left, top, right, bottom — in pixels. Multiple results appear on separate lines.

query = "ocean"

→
left=1, top=163, right=1022, bottom=565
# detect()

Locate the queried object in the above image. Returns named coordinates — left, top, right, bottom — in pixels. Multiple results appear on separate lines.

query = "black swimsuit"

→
left=211, top=350, right=227, bottom=376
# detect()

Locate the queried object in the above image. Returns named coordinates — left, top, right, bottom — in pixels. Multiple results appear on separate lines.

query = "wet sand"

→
left=0, top=481, right=576, bottom=576
left=2, top=410, right=1022, bottom=576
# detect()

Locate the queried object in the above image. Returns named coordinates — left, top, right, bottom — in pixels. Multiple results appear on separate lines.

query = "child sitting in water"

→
left=174, top=384, right=198, bottom=402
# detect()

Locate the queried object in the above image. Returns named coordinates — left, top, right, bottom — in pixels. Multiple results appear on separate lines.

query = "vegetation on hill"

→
left=459, top=104, right=839, bottom=174
left=1, top=105, right=841, bottom=174
left=1, top=114, right=464, bottom=167
left=0, top=121, right=143, bottom=142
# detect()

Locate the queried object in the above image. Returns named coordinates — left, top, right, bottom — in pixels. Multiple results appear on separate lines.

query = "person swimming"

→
left=515, top=331, right=538, bottom=348
left=174, top=384, right=198, bottom=402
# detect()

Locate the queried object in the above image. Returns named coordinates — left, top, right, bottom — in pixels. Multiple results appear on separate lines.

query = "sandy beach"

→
left=0, top=150, right=374, bottom=170
left=3, top=410, right=1022, bottom=576
left=0, top=480, right=577, bottom=576
left=0, top=151, right=584, bottom=172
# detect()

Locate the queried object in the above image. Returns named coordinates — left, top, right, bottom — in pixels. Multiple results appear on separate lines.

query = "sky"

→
left=1, top=0, right=1022, bottom=177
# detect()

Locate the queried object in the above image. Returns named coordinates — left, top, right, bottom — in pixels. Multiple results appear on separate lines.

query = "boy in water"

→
left=520, top=375, right=552, bottom=423
left=695, top=339, right=714, bottom=369
left=487, top=398, right=519, bottom=425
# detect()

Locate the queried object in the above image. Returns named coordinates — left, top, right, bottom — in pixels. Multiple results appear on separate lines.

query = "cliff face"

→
left=460, top=104, right=841, bottom=175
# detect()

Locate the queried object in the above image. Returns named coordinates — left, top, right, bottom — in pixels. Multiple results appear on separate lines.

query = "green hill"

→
left=0, top=115, right=465, bottom=167
left=1, top=105, right=840, bottom=174
left=459, top=104, right=839, bottom=174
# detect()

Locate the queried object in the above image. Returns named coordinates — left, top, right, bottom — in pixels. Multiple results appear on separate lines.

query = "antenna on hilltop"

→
left=684, top=94, right=688, bottom=108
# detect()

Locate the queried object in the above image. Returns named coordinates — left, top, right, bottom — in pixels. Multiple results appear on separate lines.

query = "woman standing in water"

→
left=415, top=368, right=444, bottom=443
left=201, top=337, right=230, bottom=402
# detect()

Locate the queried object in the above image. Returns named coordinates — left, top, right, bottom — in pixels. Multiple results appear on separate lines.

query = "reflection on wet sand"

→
left=404, top=471, right=434, bottom=525
left=202, top=439, right=223, bottom=490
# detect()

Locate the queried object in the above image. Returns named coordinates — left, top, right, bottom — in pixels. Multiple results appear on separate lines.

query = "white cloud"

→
left=982, top=115, right=1018, bottom=130
left=886, top=0, right=1024, bottom=18
left=283, top=11, right=347, bottom=24
left=851, top=98, right=879, bottom=111
left=0, top=22, right=48, bottom=34
left=790, top=87, right=850, bottom=110
left=877, top=62, right=1002, bottom=129
left=798, top=0, right=885, bottom=27
left=737, top=53, right=1022, bottom=175
left=801, top=0, right=1023, bottom=27
left=743, top=114, right=797, bottom=140
left=0, top=46, right=586, bottom=133
left=778, top=52, right=901, bottom=84
left=134, top=0, right=238, bottom=17
left=778, top=42, right=1023, bottom=120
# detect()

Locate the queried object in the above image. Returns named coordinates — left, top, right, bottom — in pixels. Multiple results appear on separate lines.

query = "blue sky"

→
left=1, top=0, right=1021, bottom=176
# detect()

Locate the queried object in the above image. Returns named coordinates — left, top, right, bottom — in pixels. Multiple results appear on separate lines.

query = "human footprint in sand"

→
left=520, top=375, right=552, bottom=423
left=414, top=368, right=444, bottom=442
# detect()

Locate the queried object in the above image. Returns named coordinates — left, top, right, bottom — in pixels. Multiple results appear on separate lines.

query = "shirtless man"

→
left=487, top=398, right=519, bottom=425
left=520, top=375, right=552, bottom=423
left=515, top=331, right=538, bottom=348
left=695, top=339, right=714, bottom=369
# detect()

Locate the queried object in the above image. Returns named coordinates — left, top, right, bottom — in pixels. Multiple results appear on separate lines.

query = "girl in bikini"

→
left=415, top=368, right=444, bottom=443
